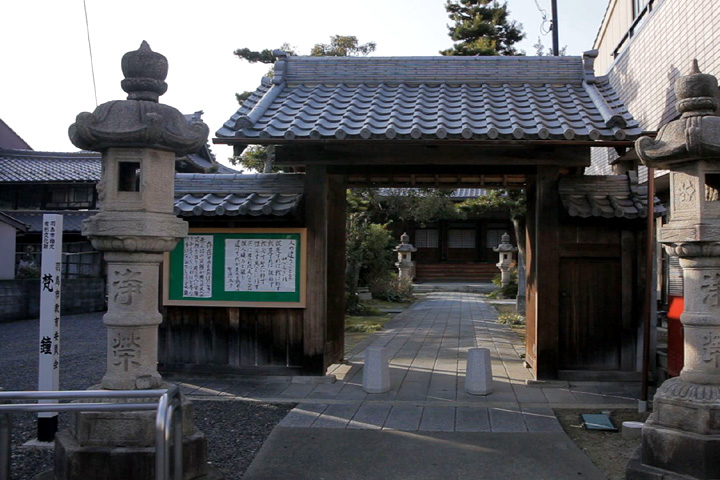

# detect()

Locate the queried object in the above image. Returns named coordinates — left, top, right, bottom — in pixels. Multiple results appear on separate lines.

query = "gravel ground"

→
left=0, top=313, right=293, bottom=479
left=555, top=408, right=651, bottom=480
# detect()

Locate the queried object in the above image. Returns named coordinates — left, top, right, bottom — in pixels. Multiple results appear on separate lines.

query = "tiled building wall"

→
left=589, top=0, right=720, bottom=176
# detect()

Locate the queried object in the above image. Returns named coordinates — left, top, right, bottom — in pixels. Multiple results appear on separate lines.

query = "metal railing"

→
left=0, top=385, right=182, bottom=480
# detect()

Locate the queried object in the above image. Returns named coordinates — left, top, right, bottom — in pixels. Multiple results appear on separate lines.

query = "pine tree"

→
left=441, top=0, right=524, bottom=56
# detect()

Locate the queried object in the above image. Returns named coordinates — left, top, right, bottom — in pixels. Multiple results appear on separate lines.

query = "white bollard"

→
left=466, top=348, right=493, bottom=395
left=363, top=346, right=391, bottom=394
left=622, top=421, right=644, bottom=439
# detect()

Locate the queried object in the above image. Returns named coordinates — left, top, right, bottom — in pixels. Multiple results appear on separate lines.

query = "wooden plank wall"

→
left=160, top=306, right=304, bottom=375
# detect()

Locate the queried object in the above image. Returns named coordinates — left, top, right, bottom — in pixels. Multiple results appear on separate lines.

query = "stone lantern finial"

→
left=675, top=59, right=718, bottom=116
left=636, top=60, right=720, bottom=167
left=69, top=42, right=208, bottom=155
left=120, top=41, right=168, bottom=102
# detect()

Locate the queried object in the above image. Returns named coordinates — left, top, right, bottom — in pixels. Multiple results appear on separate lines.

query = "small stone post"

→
left=493, top=232, right=517, bottom=287
left=47, top=42, right=221, bottom=480
left=363, top=346, right=391, bottom=394
left=394, top=232, right=417, bottom=281
left=627, top=61, right=720, bottom=480
left=465, top=348, right=493, bottom=395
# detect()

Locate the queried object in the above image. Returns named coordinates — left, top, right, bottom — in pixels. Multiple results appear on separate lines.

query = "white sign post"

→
left=37, top=214, right=62, bottom=442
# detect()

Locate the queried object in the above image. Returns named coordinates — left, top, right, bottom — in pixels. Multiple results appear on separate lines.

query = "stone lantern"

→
left=493, top=232, right=517, bottom=287
left=394, top=232, right=417, bottom=281
left=49, top=42, right=221, bottom=479
left=627, top=60, right=720, bottom=480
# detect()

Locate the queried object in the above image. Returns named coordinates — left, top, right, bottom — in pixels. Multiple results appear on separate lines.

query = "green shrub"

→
left=370, top=273, right=413, bottom=302
left=345, top=292, right=381, bottom=316
left=497, top=312, right=525, bottom=326
left=488, top=267, right=518, bottom=299
left=345, top=215, right=395, bottom=313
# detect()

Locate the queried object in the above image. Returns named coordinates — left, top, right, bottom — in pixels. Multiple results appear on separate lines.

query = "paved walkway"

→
left=179, top=292, right=643, bottom=434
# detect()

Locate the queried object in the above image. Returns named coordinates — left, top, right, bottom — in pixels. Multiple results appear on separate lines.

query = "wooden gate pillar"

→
left=326, top=173, right=346, bottom=367
left=304, top=165, right=346, bottom=374
left=526, top=166, right=561, bottom=379
left=304, top=164, right=328, bottom=373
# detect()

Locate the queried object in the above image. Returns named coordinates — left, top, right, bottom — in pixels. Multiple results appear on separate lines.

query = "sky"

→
left=1, top=0, right=609, bottom=167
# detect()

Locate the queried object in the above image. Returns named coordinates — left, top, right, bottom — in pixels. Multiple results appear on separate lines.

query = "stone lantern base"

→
left=626, top=378, right=720, bottom=479
left=39, top=390, right=223, bottom=480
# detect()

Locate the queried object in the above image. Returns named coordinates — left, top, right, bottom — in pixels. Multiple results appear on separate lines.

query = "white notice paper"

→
left=182, top=235, right=214, bottom=297
left=225, top=238, right=297, bottom=292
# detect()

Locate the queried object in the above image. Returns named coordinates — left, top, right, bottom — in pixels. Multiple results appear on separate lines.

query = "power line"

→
left=533, top=0, right=553, bottom=35
left=83, top=0, right=98, bottom=107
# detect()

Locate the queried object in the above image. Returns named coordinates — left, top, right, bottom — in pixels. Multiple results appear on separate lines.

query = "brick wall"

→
left=0, top=278, right=105, bottom=321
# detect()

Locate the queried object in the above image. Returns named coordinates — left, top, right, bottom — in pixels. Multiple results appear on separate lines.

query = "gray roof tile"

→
left=0, top=148, right=100, bottom=182
left=217, top=54, right=641, bottom=143
left=174, top=192, right=301, bottom=217
left=559, top=173, right=665, bottom=219
left=173, top=173, right=303, bottom=217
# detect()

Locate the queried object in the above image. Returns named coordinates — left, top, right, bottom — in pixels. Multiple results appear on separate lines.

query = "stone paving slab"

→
left=278, top=403, right=328, bottom=427
left=312, top=403, right=361, bottom=428
left=383, top=405, right=424, bottom=431
left=455, top=407, right=491, bottom=432
left=418, top=406, right=456, bottom=432
left=521, top=407, right=564, bottom=433
left=180, top=293, right=651, bottom=432
left=348, top=404, right=392, bottom=430
left=242, top=428, right=607, bottom=480
left=489, top=407, right=528, bottom=432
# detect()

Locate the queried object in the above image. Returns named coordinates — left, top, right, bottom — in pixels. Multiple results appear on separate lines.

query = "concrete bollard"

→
left=466, top=348, right=493, bottom=395
left=363, top=346, right=391, bottom=394
left=622, top=421, right=644, bottom=439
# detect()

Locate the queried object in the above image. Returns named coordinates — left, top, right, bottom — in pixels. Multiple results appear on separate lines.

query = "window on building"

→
left=0, top=187, right=16, bottom=209
left=415, top=229, right=439, bottom=248
left=17, top=187, right=42, bottom=209
left=448, top=229, right=476, bottom=249
left=46, top=186, right=94, bottom=209
left=633, top=0, right=650, bottom=18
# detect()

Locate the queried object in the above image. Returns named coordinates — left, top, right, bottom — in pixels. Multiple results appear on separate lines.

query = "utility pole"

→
left=551, top=0, right=559, bottom=56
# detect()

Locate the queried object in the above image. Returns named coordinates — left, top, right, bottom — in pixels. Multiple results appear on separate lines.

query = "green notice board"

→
left=163, top=228, right=307, bottom=308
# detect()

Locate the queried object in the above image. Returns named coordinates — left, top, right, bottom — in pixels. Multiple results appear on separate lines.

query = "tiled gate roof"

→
left=217, top=52, right=641, bottom=144
left=559, top=172, right=665, bottom=219
left=173, top=173, right=303, bottom=217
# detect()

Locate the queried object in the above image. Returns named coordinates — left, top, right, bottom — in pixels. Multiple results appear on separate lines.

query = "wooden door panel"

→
left=559, top=258, right=622, bottom=371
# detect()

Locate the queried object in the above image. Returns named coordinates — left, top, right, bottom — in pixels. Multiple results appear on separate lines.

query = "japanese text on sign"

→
left=224, top=238, right=296, bottom=292
left=182, top=235, right=214, bottom=297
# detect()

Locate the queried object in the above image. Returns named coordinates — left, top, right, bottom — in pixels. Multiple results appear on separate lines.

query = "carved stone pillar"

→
left=44, top=42, right=221, bottom=480
left=627, top=61, right=720, bottom=480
